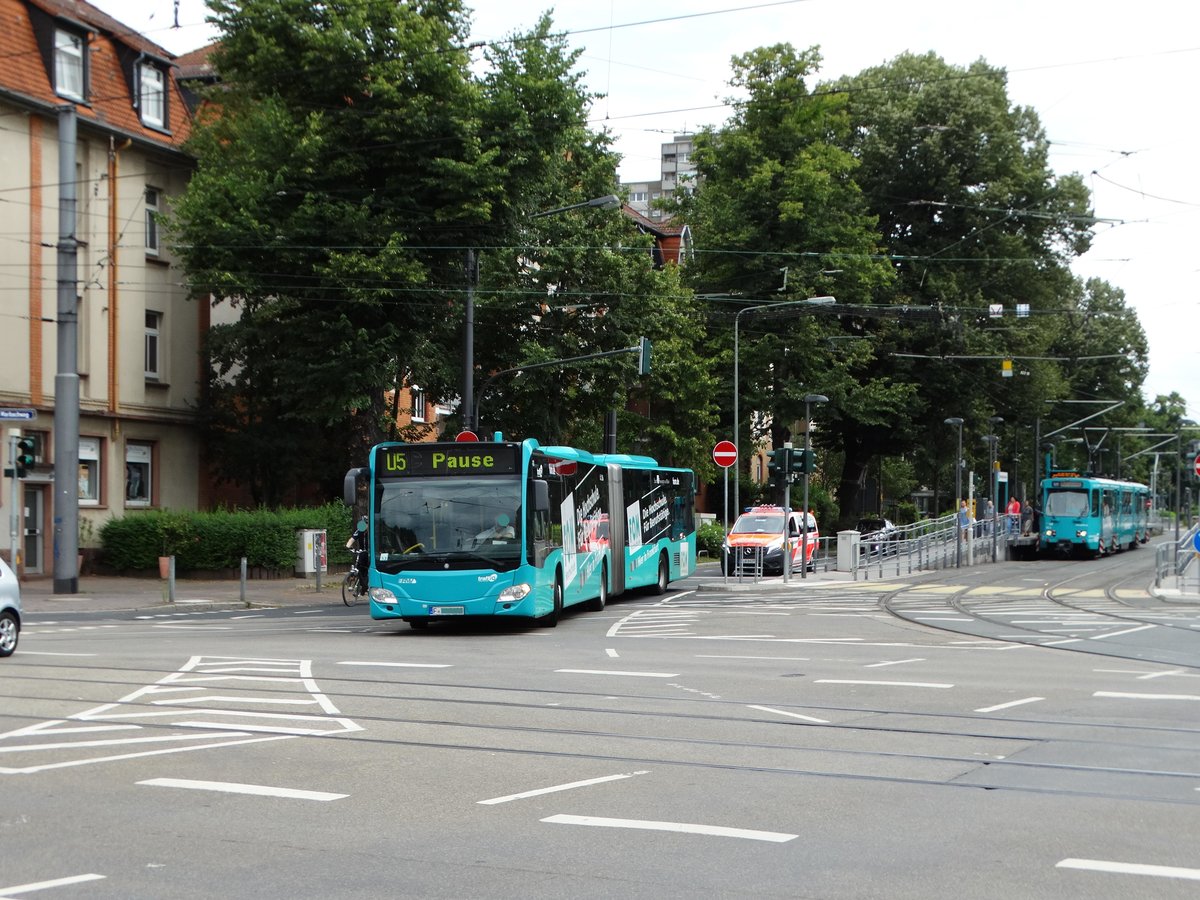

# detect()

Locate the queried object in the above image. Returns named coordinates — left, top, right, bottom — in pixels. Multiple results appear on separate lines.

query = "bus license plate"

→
left=431, top=606, right=464, bottom=616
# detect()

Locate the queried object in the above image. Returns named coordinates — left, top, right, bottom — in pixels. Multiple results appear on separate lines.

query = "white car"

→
left=0, top=556, right=21, bottom=657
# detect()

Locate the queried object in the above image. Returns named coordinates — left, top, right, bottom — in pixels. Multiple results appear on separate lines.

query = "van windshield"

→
left=731, top=513, right=784, bottom=534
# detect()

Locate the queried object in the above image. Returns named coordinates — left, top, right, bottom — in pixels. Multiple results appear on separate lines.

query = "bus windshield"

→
left=1045, top=490, right=1089, bottom=517
left=375, top=475, right=522, bottom=571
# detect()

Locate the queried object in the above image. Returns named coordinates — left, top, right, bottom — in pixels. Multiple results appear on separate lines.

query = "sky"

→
left=95, top=0, right=1199, bottom=421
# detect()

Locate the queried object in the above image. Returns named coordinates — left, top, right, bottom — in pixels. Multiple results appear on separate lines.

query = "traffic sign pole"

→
left=712, top=441, right=738, bottom=533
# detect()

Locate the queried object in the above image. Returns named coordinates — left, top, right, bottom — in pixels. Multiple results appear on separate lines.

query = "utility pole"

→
left=53, top=106, right=80, bottom=594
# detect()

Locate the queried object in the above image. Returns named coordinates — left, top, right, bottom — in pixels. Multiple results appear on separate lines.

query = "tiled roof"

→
left=0, top=0, right=193, bottom=149
left=622, top=204, right=687, bottom=236
left=174, top=42, right=219, bottom=80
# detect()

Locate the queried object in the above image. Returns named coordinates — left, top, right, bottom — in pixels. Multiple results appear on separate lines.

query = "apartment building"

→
left=0, top=0, right=207, bottom=574
left=620, top=133, right=696, bottom=219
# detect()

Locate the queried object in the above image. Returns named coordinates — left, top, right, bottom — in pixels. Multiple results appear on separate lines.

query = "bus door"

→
left=528, top=477, right=554, bottom=568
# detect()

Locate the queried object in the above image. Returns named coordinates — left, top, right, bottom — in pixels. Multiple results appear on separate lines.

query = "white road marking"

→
left=556, top=669, right=679, bottom=678
left=1056, top=858, right=1200, bottom=881
left=1095, top=692, right=1200, bottom=701
left=1092, top=623, right=1157, bottom=640
left=816, top=679, right=954, bottom=689
left=747, top=705, right=828, bottom=724
left=697, top=655, right=810, bottom=661
left=975, top=697, right=1044, bottom=713
left=337, top=661, right=452, bottom=668
left=0, top=655, right=361, bottom=775
left=864, top=658, right=926, bottom=668
left=14, top=651, right=98, bottom=657
left=542, top=814, right=797, bottom=842
left=478, top=771, right=649, bottom=805
left=605, top=649, right=619, bottom=658
left=138, top=777, right=346, bottom=801
left=0, top=873, right=106, bottom=894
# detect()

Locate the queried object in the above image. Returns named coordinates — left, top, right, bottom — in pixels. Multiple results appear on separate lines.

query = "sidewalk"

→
left=19, top=573, right=340, bottom=614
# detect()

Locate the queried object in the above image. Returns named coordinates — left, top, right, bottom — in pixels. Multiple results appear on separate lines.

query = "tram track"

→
left=879, top=546, right=1200, bottom=666
left=5, top=660, right=1200, bottom=807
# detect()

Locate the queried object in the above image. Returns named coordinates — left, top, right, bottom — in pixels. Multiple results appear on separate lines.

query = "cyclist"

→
left=343, top=518, right=369, bottom=604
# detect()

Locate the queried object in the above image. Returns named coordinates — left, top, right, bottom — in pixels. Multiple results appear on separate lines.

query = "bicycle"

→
left=342, top=562, right=368, bottom=606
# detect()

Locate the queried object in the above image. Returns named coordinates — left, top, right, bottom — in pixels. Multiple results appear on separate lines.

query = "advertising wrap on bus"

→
left=346, top=439, right=696, bottom=628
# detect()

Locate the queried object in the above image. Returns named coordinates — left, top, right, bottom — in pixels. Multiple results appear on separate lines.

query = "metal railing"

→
left=1155, top=521, right=1199, bottom=590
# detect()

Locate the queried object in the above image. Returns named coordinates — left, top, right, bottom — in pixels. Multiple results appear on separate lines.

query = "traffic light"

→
left=14, top=436, right=35, bottom=478
left=766, top=446, right=790, bottom=481
left=791, top=449, right=815, bottom=475
left=637, top=336, right=652, bottom=375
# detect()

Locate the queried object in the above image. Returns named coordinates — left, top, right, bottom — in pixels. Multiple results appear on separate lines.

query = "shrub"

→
left=100, top=504, right=354, bottom=574
left=696, top=521, right=726, bottom=557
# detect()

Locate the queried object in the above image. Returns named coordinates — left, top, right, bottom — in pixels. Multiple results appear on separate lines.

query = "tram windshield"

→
left=1045, top=489, right=1089, bottom=517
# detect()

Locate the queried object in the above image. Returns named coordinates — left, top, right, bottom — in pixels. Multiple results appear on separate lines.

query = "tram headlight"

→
left=499, top=583, right=532, bottom=602
left=1044, top=529, right=1055, bottom=537
left=1075, top=529, right=1088, bottom=538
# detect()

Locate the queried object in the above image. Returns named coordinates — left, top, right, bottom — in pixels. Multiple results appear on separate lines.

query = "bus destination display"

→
left=374, top=443, right=519, bottom=477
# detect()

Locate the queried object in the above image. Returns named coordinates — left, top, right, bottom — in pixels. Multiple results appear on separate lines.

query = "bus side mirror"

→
left=343, top=467, right=368, bottom=506
left=531, top=479, right=550, bottom=513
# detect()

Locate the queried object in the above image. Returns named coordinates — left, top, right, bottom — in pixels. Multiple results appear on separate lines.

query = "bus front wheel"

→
left=540, top=576, right=563, bottom=627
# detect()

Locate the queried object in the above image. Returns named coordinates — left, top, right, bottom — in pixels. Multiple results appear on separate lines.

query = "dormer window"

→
left=139, top=63, right=165, bottom=127
left=54, top=28, right=85, bottom=100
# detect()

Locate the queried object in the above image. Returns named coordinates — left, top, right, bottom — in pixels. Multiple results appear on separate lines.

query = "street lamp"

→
left=462, top=194, right=623, bottom=433
left=984, top=415, right=1003, bottom=561
left=800, top=393, right=828, bottom=580
left=732, top=295, right=836, bottom=514
left=945, top=417, right=964, bottom=567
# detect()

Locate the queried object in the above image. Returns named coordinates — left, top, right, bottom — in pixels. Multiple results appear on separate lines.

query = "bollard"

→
left=240, top=557, right=247, bottom=604
left=167, top=555, right=176, bottom=603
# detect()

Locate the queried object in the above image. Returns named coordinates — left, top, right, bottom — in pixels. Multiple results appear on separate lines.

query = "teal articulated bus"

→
left=343, top=438, right=696, bottom=628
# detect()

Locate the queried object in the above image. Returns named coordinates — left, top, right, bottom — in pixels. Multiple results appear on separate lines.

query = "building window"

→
left=139, top=64, right=165, bottom=128
left=79, top=437, right=101, bottom=505
left=55, top=28, right=85, bottom=100
left=631, top=191, right=648, bottom=203
left=125, top=442, right=152, bottom=506
left=145, top=187, right=160, bottom=255
left=145, top=311, right=161, bottom=380
left=411, top=387, right=426, bottom=423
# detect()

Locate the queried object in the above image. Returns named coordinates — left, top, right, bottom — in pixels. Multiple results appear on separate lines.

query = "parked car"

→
left=0, top=556, right=21, bottom=657
left=855, top=517, right=898, bottom=555
left=722, top=505, right=819, bottom=575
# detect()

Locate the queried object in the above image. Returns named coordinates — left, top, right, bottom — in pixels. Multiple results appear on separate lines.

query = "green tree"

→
left=672, top=44, right=894, bottom=507
left=823, top=52, right=1119, bottom=519
left=172, top=2, right=669, bottom=499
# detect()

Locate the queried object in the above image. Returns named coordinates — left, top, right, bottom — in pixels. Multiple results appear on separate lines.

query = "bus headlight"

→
left=499, top=583, right=532, bottom=602
left=369, top=587, right=396, bottom=603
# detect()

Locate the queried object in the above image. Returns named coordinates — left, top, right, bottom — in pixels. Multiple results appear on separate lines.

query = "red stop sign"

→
left=1194, top=453, right=1200, bottom=478
left=456, top=430, right=479, bottom=442
left=713, top=440, right=737, bottom=468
